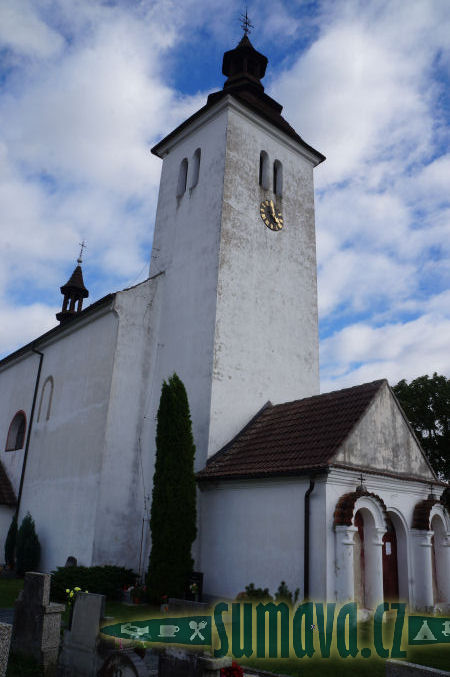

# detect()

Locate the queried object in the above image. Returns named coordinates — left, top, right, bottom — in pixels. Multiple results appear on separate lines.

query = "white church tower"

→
left=148, top=34, right=325, bottom=467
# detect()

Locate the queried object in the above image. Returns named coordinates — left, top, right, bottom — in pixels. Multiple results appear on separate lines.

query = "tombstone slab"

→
left=97, top=648, right=149, bottom=677
left=386, top=659, right=450, bottom=676
left=0, top=622, right=12, bottom=677
left=198, top=654, right=232, bottom=677
left=11, top=572, right=64, bottom=671
left=58, top=592, right=105, bottom=677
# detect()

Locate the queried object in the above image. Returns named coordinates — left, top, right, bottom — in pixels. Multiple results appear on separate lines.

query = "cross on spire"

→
left=77, top=240, right=87, bottom=264
left=240, top=8, right=254, bottom=36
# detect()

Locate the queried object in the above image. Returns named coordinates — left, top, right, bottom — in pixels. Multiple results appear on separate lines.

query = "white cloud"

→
left=0, top=0, right=448, bottom=393
left=266, top=0, right=450, bottom=387
left=320, top=309, right=450, bottom=392
left=0, top=1, right=208, bottom=356
left=0, top=302, right=57, bottom=357
left=0, top=0, right=64, bottom=59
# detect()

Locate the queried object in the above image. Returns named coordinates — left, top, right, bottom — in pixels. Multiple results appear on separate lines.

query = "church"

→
left=0, top=32, right=448, bottom=613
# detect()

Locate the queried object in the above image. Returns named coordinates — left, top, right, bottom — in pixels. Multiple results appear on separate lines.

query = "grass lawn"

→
left=238, top=617, right=450, bottom=677
left=1, top=582, right=449, bottom=676
left=0, top=578, right=23, bottom=607
left=103, top=600, right=161, bottom=621
left=240, top=647, right=450, bottom=677
left=6, top=653, right=44, bottom=677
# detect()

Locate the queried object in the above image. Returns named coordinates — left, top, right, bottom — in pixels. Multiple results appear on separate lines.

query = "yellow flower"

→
left=65, top=589, right=69, bottom=593
left=74, top=587, right=81, bottom=592
left=69, top=591, right=74, bottom=597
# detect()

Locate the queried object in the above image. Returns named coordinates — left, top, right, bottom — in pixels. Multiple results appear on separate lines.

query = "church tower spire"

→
left=56, top=242, right=89, bottom=325
left=222, top=29, right=268, bottom=93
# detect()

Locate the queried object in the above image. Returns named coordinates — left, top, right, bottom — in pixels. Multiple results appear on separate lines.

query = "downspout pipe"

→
left=304, top=478, right=315, bottom=601
left=15, top=346, right=44, bottom=520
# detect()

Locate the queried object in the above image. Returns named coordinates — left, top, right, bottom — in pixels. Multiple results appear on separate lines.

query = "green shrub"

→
left=4, top=514, right=17, bottom=568
left=239, top=583, right=273, bottom=600
left=16, top=513, right=40, bottom=576
left=274, top=580, right=299, bottom=604
left=50, top=565, right=136, bottom=602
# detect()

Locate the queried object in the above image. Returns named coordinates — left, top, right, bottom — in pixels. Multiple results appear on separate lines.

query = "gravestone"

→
left=11, top=571, right=64, bottom=671
left=386, top=659, right=450, bottom=676
left=158, top=648, right=231, bottom=677
left=97, top=648, right=149, bottom=676
left=58, top=592, right=105, bottom=676
left=0, top=622, right=12, bottom=677
left=167, top=598, right=210, bottom=613
left=198, top=655, right=232, bottom=677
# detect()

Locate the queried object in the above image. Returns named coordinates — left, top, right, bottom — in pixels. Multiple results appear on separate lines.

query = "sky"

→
left=0, top=0, right=449, bottom=393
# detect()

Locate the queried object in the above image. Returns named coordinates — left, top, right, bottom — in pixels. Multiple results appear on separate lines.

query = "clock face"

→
left=260, top=199, right=283, bottom=231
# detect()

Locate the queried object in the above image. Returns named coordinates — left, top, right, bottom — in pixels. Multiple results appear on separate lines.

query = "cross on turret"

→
left=56, top=246, right=89, bottom=325
left=240, top=8, right=254, bottom=36
left=77, top=240, right=87, bottom=264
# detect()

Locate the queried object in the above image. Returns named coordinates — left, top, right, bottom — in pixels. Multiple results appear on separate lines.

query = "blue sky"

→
left=0, top=0, right=449, bottom=392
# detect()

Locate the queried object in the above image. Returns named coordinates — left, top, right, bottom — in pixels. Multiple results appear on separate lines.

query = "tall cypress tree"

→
left=147, top=373, right=197, bottom=602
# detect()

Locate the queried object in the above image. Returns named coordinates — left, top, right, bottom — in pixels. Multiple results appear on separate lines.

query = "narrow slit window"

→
left=273, top=160, right=283, bottom=196
left=5, top=411, right=26, bottom=451
left=190, top=148, right=201, bottom=189
left=259, top=151, right=269, bottom=190
left=37, top=376, right=54, bottom=422
left=177, top=158, right=188, bottom=197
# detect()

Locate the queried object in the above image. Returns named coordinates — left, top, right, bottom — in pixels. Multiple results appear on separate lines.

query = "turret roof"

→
left=60, top=264, right=89, bottom=298
left=152, top=37, right=325, bottom=164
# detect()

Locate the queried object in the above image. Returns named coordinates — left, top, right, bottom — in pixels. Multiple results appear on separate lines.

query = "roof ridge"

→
left=197, top=380, right=388, bottom=481
left=272, top=379, right=386, bottom=410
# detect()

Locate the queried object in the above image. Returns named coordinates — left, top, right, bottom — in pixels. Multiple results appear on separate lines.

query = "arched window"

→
left=37, top=376, right=54, bottom=422
left=190, top=148, right=201, bottom=189
left=273, top=160, right=283, bottom=196
left=5, top=411, right=26, bottom=451
left=177, top=158, right=188, bottom=197
left=259, top=151, right=269, bottom=190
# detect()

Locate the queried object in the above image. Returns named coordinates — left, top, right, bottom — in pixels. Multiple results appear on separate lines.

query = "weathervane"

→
left=240, top=7, right=254, bottom=36
left=77, top=240, right=87, bottom=264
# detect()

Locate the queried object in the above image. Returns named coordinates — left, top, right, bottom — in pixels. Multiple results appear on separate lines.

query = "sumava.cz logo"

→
left=101, top=601, right=450, bottom=659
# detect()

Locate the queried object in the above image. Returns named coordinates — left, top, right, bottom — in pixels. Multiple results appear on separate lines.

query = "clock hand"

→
left=270, top=201, right=277, bottom=221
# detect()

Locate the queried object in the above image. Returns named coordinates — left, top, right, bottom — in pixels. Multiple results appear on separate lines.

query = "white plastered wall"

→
left=92, top=277, right=163, bottom=574
left=3, top=305, right=118, bottom=571
left=147, top=96, right=321, bottom=477
left=209, top=100, right=320, bottom=457
left=199, top=476, right=327, bottom=600
left=326, top=468, right=446, bottom=608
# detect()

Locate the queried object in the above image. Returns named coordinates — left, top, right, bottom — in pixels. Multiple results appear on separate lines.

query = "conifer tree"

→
left=16, top=512, right=41, bottom=576
left=4, top=514, right=17, bottom=569
left=147, top=374, right=197, bottom=602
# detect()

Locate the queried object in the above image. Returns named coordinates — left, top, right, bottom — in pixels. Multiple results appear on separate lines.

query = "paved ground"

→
left=0, top=609, right=14, bottom=624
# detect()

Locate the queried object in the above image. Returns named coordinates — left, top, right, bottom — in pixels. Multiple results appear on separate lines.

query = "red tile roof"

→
left=0, top=463, right=16, bottom=506
left=197, top=380, right=386, bottom=480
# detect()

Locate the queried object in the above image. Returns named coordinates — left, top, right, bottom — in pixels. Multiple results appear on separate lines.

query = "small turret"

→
left=222, top=34, right=268, bottom=92
left=56, top=243, right=89, bottom=325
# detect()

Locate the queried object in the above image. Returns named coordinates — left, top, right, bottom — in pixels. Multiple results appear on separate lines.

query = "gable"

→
left=198, top=380, right=385, bottom=480
left=333, top=381, right=436, bottom=480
